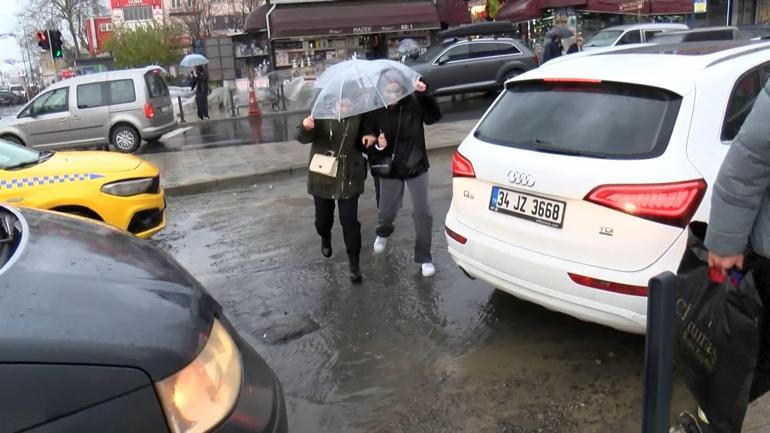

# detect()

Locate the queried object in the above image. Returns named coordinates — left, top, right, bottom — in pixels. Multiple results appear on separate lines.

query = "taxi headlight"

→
left=155, top=319, right=243, bottom=433
left=101, top=178, right=154, bottom=196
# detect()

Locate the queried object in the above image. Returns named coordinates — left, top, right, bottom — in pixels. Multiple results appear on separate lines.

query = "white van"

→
left=583, top=23, right=689, bottom=50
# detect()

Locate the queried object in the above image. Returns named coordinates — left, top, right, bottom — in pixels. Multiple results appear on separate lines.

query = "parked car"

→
left=407, top=37, right=539, bottom=96
left=0, top=203, right=288, bottom=433
left=737, top=24, right=770, bottom=40
left=0, top=90, right=13, bottom=107
left=445, top=40, right=770, bottom=334
left=582, top=23, right=689, bottom=50
left=0, top=66, right=177, bottom=153
left=9, top=85, right=27, bottom=105
left=650, top=26, right=739, bottom=43
left=0, top=137, right=166, bottom=238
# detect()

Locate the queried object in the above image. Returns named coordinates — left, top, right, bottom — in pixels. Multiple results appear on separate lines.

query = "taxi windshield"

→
left=0, top=138, right=44, bottom=169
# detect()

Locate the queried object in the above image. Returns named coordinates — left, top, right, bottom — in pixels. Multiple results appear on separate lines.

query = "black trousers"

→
left=313, top=195, right=361, bottom=258
left=749, top=253, right=770, bottom=402
left=196, top=93, right=208, bottom=119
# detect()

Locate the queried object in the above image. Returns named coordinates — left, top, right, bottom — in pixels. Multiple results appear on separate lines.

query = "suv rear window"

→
left=474, top=80, right=682, bottom=159
left=144, top=71, right=169, bottom=98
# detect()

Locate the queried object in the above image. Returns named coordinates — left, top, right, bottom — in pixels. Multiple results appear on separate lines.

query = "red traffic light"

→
left=36, top=31, right=47, bottom=42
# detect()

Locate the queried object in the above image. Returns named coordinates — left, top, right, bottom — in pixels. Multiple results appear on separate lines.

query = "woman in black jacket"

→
left=190, top=65, right=209, bottom=120
left=362, top=71, right=442, bottom=277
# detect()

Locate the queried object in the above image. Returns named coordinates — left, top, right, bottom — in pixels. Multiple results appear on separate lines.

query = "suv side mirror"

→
left=438, top=55, right=450, bottom=65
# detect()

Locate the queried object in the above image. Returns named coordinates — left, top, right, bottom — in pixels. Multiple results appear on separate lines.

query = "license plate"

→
left=489, top=186, right=566, bottom=229
left=160, top=105, right=171, bottom=113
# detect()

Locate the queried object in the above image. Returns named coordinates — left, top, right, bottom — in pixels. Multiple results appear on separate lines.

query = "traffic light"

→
left=36, top=31, right=49, bottom=51
left=50, top=30, right=63, bottom=59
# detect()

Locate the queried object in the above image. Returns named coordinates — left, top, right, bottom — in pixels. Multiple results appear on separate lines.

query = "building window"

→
left=99, top=23, right=112, bottom=32
left=210, top=15, right=234, bottom=31
left=172, top=0, right=195, bottom=8
left=123, top=6, right=152, bottom=21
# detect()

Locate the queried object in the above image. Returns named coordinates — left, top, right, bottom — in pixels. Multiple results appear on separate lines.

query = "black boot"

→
left=321, top=236, right=332, bottom=258
left=349, top=255, right=362, bottom=283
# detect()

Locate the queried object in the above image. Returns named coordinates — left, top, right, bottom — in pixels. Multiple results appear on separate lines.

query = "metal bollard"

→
left=177, top=96, right=185, bottom=124
left=642, top=272, right=677, bottom=433
left=280, top=84, right=287, bottom=111
left=229, top=88, right=237, bottom=118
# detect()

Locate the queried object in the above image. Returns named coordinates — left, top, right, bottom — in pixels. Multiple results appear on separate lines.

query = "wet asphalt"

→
left=152, top=149, right=694, bottom=433
left=140, top=94, right=496, bottom=155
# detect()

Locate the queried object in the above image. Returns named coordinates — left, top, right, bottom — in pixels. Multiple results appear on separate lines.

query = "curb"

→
left=163, top=145, right=460, bottom=197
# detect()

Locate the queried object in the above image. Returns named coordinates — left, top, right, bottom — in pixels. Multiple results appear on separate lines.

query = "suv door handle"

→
left=71, top=115, right=80, bottom=121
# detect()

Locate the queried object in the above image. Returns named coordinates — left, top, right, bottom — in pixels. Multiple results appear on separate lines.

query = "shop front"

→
left=266, top=0, right=442, bottom=73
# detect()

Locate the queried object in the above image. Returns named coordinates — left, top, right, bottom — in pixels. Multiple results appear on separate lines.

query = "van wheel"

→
left=2, top=136, right=23, bottom=146
left=111, top=126, right=141, bottom=153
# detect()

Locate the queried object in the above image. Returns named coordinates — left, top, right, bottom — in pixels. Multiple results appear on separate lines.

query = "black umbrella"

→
left=546, top=26, right=574, bottom=39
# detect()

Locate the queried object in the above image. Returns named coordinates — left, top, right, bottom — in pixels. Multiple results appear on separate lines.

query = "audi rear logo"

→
left=507, top=171, right=536, bottom=188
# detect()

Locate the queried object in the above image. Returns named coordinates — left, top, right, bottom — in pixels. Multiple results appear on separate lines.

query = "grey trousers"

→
left=375, top=172, right=433, bottom=263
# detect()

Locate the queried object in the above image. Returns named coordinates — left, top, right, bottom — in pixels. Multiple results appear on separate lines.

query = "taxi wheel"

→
left=111, top=126, right=141, bottom=153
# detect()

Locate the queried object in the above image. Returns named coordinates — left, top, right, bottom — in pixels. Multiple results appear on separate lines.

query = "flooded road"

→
left=153, top=149, right=694, bottom=432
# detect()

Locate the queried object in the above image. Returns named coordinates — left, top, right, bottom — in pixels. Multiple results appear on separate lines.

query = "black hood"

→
left=0, top=206, right=218, bottom=380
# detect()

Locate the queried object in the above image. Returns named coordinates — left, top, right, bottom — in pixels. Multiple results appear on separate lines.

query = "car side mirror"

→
left=438, top=55, right=450, bottom=65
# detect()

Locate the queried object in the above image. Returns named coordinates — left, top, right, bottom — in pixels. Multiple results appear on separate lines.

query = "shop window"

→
left=617, top=30, right=642, bottom=45
left=722, top=69, right=763, bottom=141
left=439, top=44, right=470, bottom=63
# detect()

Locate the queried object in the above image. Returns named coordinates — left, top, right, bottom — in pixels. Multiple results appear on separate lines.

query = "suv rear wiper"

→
left=533, top=139, right=606, bottom=159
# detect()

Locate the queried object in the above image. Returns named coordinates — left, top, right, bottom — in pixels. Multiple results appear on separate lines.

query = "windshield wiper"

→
left=4, top=150, right=54, bottom=170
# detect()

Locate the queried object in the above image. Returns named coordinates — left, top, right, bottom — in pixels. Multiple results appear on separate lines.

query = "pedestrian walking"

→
left=542, top=36, right=563, bottom=64
left=296, top=96, right=368, bottom=283
left=671, top=74, right=770, bottom=433
left=191, top=65, right=209, bottom=120
left=362, top=70, right=442, bottom=277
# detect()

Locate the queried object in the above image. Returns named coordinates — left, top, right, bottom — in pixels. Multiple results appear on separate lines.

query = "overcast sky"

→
left=0, top=0, right=23, bottom=62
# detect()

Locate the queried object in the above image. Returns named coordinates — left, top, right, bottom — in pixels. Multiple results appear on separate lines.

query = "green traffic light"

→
left=53, top=49, right=63, bottom=59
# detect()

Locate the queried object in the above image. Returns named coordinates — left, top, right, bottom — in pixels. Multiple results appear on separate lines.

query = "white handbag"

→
left=309, top=121, right=349, bottom=178
left=309, top=152, right=339, bottom=178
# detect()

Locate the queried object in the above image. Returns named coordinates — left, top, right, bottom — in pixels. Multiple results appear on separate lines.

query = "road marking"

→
left=162, top=127, right=192, bottom=140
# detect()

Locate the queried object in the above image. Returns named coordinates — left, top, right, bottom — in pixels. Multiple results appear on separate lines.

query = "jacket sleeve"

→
left=705, top=83, right=770, bottom=256
left=190, top=76, right=197, bottom=91
left=295, top=123, right=317, bottom=144
left=361, top=110, right=379, bottom=137
left=417, top=92, right=442, bottom=125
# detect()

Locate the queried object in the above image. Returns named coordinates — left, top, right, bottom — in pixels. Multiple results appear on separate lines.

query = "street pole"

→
left=47, top=29, right=57, bottom=82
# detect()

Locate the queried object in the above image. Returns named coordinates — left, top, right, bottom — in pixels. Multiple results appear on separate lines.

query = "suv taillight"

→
left=144, top=103, right=155, bottom=119
left=585, top=179, right=707, bottom=227
left=452, top=151, right=475, bottom=178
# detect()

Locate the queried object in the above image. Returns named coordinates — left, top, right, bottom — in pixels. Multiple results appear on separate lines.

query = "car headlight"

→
left=101, top=177, right=155, bottom=197
left=155, top=319, right=243, bottom=433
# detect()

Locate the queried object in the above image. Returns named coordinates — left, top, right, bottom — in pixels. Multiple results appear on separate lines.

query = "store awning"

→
left=269, top=1, right=441, bottom=39
left=496, top=0, right=542, bottom=23
left=584, top=0, right=649, bottom=13
left=245, top=3, right=270, bottom=33
left=436, top=0, right=472, bottom=26
left=540, top=0, right=587, bottom=8
left=649, top=0, right=692, bottom=14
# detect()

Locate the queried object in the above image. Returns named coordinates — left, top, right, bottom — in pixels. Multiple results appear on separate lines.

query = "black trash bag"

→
left=674, top=222, right=764, bottom=433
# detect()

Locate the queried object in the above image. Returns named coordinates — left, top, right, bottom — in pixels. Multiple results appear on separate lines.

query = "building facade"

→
left=110, top=0, right=165, bottom=28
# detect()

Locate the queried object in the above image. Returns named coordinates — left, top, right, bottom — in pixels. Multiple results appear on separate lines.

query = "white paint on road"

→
left=162, top=127, right=192, bottom=140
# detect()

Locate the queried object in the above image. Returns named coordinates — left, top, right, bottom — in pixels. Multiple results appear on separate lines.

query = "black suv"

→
left=408, top=37, right=539, bottom=96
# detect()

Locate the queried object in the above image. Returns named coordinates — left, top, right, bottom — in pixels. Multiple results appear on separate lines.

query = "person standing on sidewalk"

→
left=191, top=65, right=209, bottom=120
left=671, top=78, right=770, bottom=433
left=362, top=72, right=442, bottom=277
left=296, top=98, right=368, bottom=283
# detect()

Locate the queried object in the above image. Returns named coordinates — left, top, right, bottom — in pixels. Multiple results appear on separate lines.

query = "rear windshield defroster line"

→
left=473, top=80, right=683, bottom=160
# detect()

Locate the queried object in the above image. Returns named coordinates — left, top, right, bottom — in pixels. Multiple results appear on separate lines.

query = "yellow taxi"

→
left=0, top=137, right=165, bottom=238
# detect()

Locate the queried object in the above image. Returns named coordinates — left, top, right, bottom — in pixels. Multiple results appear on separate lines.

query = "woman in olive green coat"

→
left=296, top=102, right=368, bottom=283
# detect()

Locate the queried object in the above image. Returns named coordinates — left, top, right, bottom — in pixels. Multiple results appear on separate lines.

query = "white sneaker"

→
left=421, top=263, right=436, bottom=277
left=373, top=236, right=388, bottom=255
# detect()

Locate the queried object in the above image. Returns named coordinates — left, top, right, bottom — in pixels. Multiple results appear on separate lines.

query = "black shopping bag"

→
left=674, top=222, right=763, bottom=433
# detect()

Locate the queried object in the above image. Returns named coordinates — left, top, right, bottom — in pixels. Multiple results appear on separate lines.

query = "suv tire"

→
left=2, top=136, right=24, bottom=146
left=502, top=69, right=523, bottom=85
left=111, top=125, right=141, bottom=153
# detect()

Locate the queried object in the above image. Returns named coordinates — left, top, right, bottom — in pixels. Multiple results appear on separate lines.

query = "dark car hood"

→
left=0, top=206, right=217, bottom=380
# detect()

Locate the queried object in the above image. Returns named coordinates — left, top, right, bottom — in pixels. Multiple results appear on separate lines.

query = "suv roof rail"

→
left=706, top=42, right=770, bottom=68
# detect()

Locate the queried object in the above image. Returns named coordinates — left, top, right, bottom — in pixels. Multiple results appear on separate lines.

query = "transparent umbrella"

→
left=311, top=58, right=421, bottom=120
left=398, top=38, right=421, bottom=55
left=179, top=54, right=209, bottom=68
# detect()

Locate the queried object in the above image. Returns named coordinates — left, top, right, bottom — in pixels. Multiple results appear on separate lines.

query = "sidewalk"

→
left=144, top=119, right=477, bottom=196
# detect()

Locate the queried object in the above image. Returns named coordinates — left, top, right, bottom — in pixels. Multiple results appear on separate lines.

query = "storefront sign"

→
left=111, top=0, right=161, bottom=7
left=693, top=0, right=707, bottom=12
left=619, top=0, right=644, bottom=11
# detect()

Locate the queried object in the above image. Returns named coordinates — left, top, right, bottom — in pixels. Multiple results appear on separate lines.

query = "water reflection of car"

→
left=407, top=38, right=539, bottom=96
left=0, top=137, right=166, bottom=238
left=445, top=40, right=770, bottom=334
left=0, top=204, right=288, bottom=433
left=582, top=23, right=688, bottom=50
